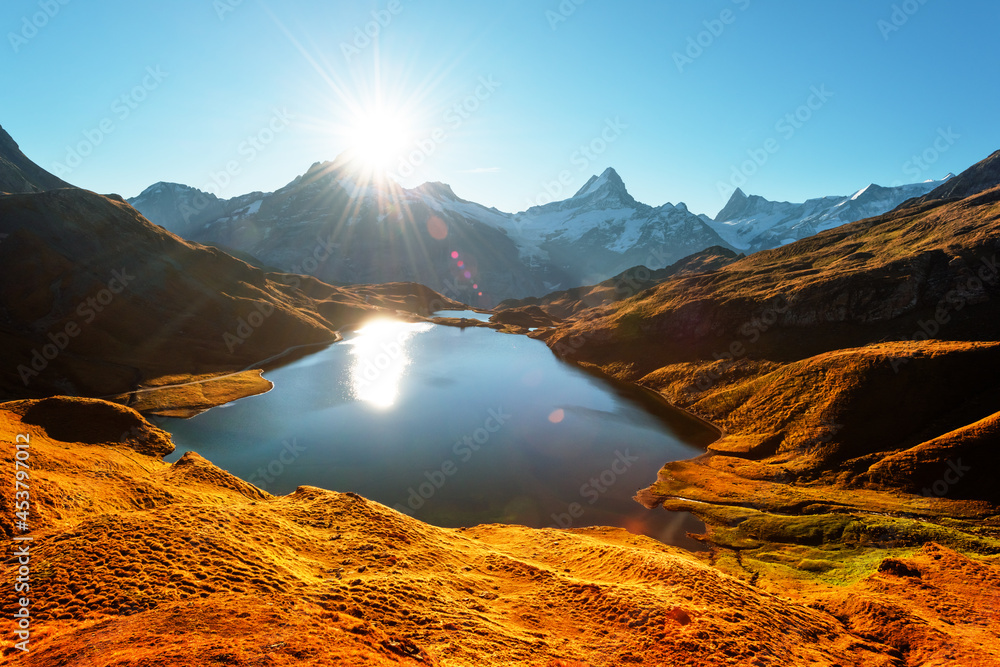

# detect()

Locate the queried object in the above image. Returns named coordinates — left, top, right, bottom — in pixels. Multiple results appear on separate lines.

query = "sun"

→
left=348, top=108, right=412, bottom=172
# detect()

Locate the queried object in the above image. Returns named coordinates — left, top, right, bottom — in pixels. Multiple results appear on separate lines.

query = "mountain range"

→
left=129, top=159, right=953, bottom=306
left=707, top=177, right=950, bottom=252
left=128, top=160, right=732, bottom=306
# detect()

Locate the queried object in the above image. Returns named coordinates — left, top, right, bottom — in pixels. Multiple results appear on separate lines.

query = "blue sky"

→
left=2, top=0, right=998, bottom=216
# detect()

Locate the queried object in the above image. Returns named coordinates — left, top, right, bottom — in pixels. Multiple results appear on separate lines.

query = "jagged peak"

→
left=572, top=167, right=631, bottom=200
left=715, top=187, right=752, bottom=221
left=850, top=183, right=891, bottom=201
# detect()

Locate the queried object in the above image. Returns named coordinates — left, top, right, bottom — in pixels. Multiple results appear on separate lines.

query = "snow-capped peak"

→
left=706, top=178, right=945, bottom=252
left=573, top=167, right=630, bottom=201
left=849, top=183, right=889, bottom=201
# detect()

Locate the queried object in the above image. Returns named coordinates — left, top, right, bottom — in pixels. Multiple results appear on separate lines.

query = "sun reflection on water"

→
left=345, top=319, right=433, bottom=408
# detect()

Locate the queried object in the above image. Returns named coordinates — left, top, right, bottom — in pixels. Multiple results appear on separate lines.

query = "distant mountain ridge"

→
left=128, top=182, right=268, bottom=238
left=130, top=158, right=960, bottom=304
left=130, top=160, right=733, bottom=305
left=707, top=177, right=951, bottom=252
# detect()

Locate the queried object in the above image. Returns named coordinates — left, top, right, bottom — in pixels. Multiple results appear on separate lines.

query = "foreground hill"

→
left=2, top=397, right=998, bottom=666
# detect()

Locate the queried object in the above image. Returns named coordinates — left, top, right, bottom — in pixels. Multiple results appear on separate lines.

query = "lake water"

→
left=431, top=309, right=492, bottom=322
left=163, top=315, right=717, bottom=548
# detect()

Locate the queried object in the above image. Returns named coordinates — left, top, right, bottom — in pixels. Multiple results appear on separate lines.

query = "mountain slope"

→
left=496, top=245, right=742, bottom=322
left=900, top=149, right=1000, bottom=208
left=153, top=159, right=555, bottom=305
left=533, top=148, right=1000, bottom=576
left=708, top=178, right=948, bottom=252
left=0, top=125, right=72, bottom=194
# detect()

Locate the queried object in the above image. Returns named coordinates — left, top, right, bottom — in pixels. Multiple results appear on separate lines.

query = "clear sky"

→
left=2, top=0, right=998, bottom=217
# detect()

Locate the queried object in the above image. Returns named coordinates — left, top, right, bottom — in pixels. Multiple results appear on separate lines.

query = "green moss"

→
left=736, top=513, right=855, bottom=546
left=794, top=558, right=840, bottom=573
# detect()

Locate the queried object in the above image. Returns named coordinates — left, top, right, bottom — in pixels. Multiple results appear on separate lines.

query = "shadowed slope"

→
left=0, top=187, right=462, bottom=404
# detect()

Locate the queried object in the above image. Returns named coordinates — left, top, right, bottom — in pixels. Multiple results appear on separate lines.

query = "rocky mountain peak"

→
left=715, top=187, right=749, bottom=221
left=573, top=167, right=632, bottom=203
